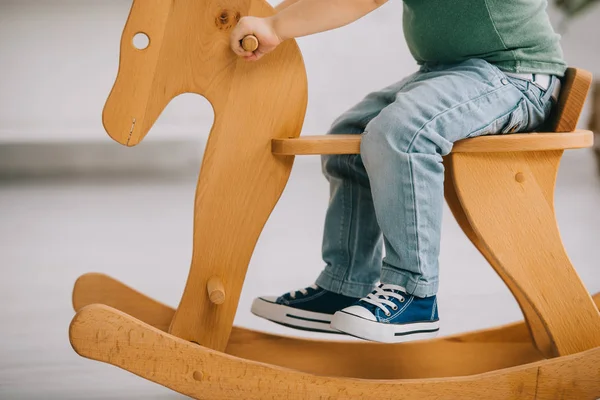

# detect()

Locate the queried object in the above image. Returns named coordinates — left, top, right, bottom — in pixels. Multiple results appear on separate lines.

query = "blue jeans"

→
left=315, top=58, right=559, bottom=298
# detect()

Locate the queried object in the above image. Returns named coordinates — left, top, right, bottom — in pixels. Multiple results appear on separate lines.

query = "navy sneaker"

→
left=251, top=284, right=360, bottom=333
left=330, top=284, right=439, bottom=343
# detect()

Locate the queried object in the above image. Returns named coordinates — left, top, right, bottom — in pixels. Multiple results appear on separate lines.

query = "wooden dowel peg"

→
left=207, top=277, right=226, bottom=305
left=241, top=35, right=259, bottom=52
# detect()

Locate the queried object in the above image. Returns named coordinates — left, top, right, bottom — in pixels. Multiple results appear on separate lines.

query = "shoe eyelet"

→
left=392, top=305, right=398, bottom=311
left=385, top=311, right=391, bottom=317
left=400, top=298, right=405, bottom=303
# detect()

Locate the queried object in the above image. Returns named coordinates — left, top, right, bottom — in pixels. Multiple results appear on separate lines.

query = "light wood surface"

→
left=444, top=157, right=556, bottom=357
left=73, top=273, right=175, bottom=332
left=102, top=0, right=308, bottom=351
left=72, top=273, right=600, bottom=379
left=70, top=304, right=600, bottom=400
left=225, top=327, right=542, bottom=379
left=241, top=35, right=259, bottom=52
left=271, top=130, right=593, bottom=156
left=207, top=277, right=226, bottom=305
left=550, top=68, right=593, bottom=132
left=452, top=150, right=600, bottom=356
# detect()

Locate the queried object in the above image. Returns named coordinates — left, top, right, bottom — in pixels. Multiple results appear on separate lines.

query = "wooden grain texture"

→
left=444, top=157, right=555, bottom=357
left=102, top=0, right=308, bottom=351
left=70, top=304, right=600, bottom=400
left=224, top=330, right=542, bottom=380
left=271, top=130, right=593, bottom=155
left=272, top=134, right=361, bottom=155
left=72, top=273, right=600, bottom=379
left=241, top=35, right=259, bottom=52
left=550, top=68, right=593, bottom=132
left=72, top=273, right=175, bottom=332
left=452, top=150, right=600, bottom=356
left=71, top=274, right=542, bottom=378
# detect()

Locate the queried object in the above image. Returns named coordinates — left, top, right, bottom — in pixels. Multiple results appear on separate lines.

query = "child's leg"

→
left=316, top=77, right=421, bottom=298
left=251, top=73, right=423, bottom=332
left=331, top=58, right=559, bottom=342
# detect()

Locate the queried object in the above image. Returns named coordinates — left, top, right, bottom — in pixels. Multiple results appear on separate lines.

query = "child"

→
left=230, top=0, right=565, bottom=343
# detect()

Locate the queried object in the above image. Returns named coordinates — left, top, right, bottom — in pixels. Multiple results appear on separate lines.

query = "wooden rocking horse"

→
left=70, top=0, right=600, bottom=398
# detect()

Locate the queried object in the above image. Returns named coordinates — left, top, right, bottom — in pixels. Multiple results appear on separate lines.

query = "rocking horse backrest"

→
left=102, top=0, right=309, bottom=350
left=550, top=68, right=593, bottom=132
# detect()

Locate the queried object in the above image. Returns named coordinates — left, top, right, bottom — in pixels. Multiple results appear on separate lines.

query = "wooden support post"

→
left=207, top=277, right=226, bottom=305
left=451, top=150, right=600, bottom=356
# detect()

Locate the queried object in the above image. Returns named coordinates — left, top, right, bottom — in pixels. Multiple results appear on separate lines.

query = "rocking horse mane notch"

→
left=102, top=0, right=174, bottom=147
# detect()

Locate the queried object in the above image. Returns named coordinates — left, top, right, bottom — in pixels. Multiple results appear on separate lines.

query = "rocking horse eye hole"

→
left=133, top=32, right=150, bottom=50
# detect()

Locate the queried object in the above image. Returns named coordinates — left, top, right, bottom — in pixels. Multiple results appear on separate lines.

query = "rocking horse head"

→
left=103, top=0, right=308, bottom=147
left=102, top=0, right=309, bottom=349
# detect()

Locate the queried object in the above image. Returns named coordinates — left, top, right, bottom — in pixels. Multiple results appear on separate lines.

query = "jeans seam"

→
left=506, top=76, right=553, bottom=120
left=341, top=155, right=355, bottom=284
left=338, top=155, right=347, bottom=272
left=318, top=270, right=376, bottom=290
left=466, top=97, right=525, bottom=138
left=405, top=84, right=512, bottom=152
left=541, top=76, right=559, bottom=103
left=358, top=73, right=423, bottom=134
left=381, top=265, right=438, bottom=295
left=407, top=155, right=423, bottom=277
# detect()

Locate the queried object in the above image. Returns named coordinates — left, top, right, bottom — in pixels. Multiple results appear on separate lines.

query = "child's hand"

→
left=230, top=16, right=283, bottom=61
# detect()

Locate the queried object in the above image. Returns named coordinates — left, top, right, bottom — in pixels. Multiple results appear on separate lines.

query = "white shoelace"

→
left=362, top=284, right=407, bottom=316
left=288, top=284, right=318, bottom=299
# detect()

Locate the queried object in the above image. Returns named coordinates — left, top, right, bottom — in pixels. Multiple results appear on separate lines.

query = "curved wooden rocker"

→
left=70, top=1, right=600, bottom=398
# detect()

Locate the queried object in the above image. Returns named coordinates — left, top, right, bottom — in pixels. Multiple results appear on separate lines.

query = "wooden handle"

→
left=241, top=35, right=259, bottom=52
left=207, top=277, right=226, bottom=305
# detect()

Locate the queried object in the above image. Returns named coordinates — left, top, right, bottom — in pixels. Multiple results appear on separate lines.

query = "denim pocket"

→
left=506, top=76, right=550, bottom=114
left=466, top=99, right=529, bottom=138
left=500, top=99, right=528, bottom=134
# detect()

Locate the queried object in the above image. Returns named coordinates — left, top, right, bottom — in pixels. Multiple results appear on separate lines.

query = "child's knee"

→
left=360, top=129, right=400, bottom=176
left=360, top=117, right=413, bottom=165
left=361, top=114, right=451, bottom=165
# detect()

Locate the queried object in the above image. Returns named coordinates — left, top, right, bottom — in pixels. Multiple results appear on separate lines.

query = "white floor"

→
left=0, top=150, right=599, bottom=399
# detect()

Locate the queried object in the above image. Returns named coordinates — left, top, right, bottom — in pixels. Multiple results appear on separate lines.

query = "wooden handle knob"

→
left=241, top=35, right=259, bottom=52
left=207, top=277, right=225, bottom=305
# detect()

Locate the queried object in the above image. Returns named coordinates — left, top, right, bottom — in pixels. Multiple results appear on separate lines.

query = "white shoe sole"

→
left=331, top=310, right=440, bottom=343
left=251, top=297, right=341, bottom=334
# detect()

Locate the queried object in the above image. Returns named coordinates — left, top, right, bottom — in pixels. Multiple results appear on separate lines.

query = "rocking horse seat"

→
left=271, top=130, right=594, bottom=156
left=272, top=68, right=593, bottom=156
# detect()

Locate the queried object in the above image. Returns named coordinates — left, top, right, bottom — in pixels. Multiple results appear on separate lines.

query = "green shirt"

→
left=402, top=0, right=567, bottom=76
